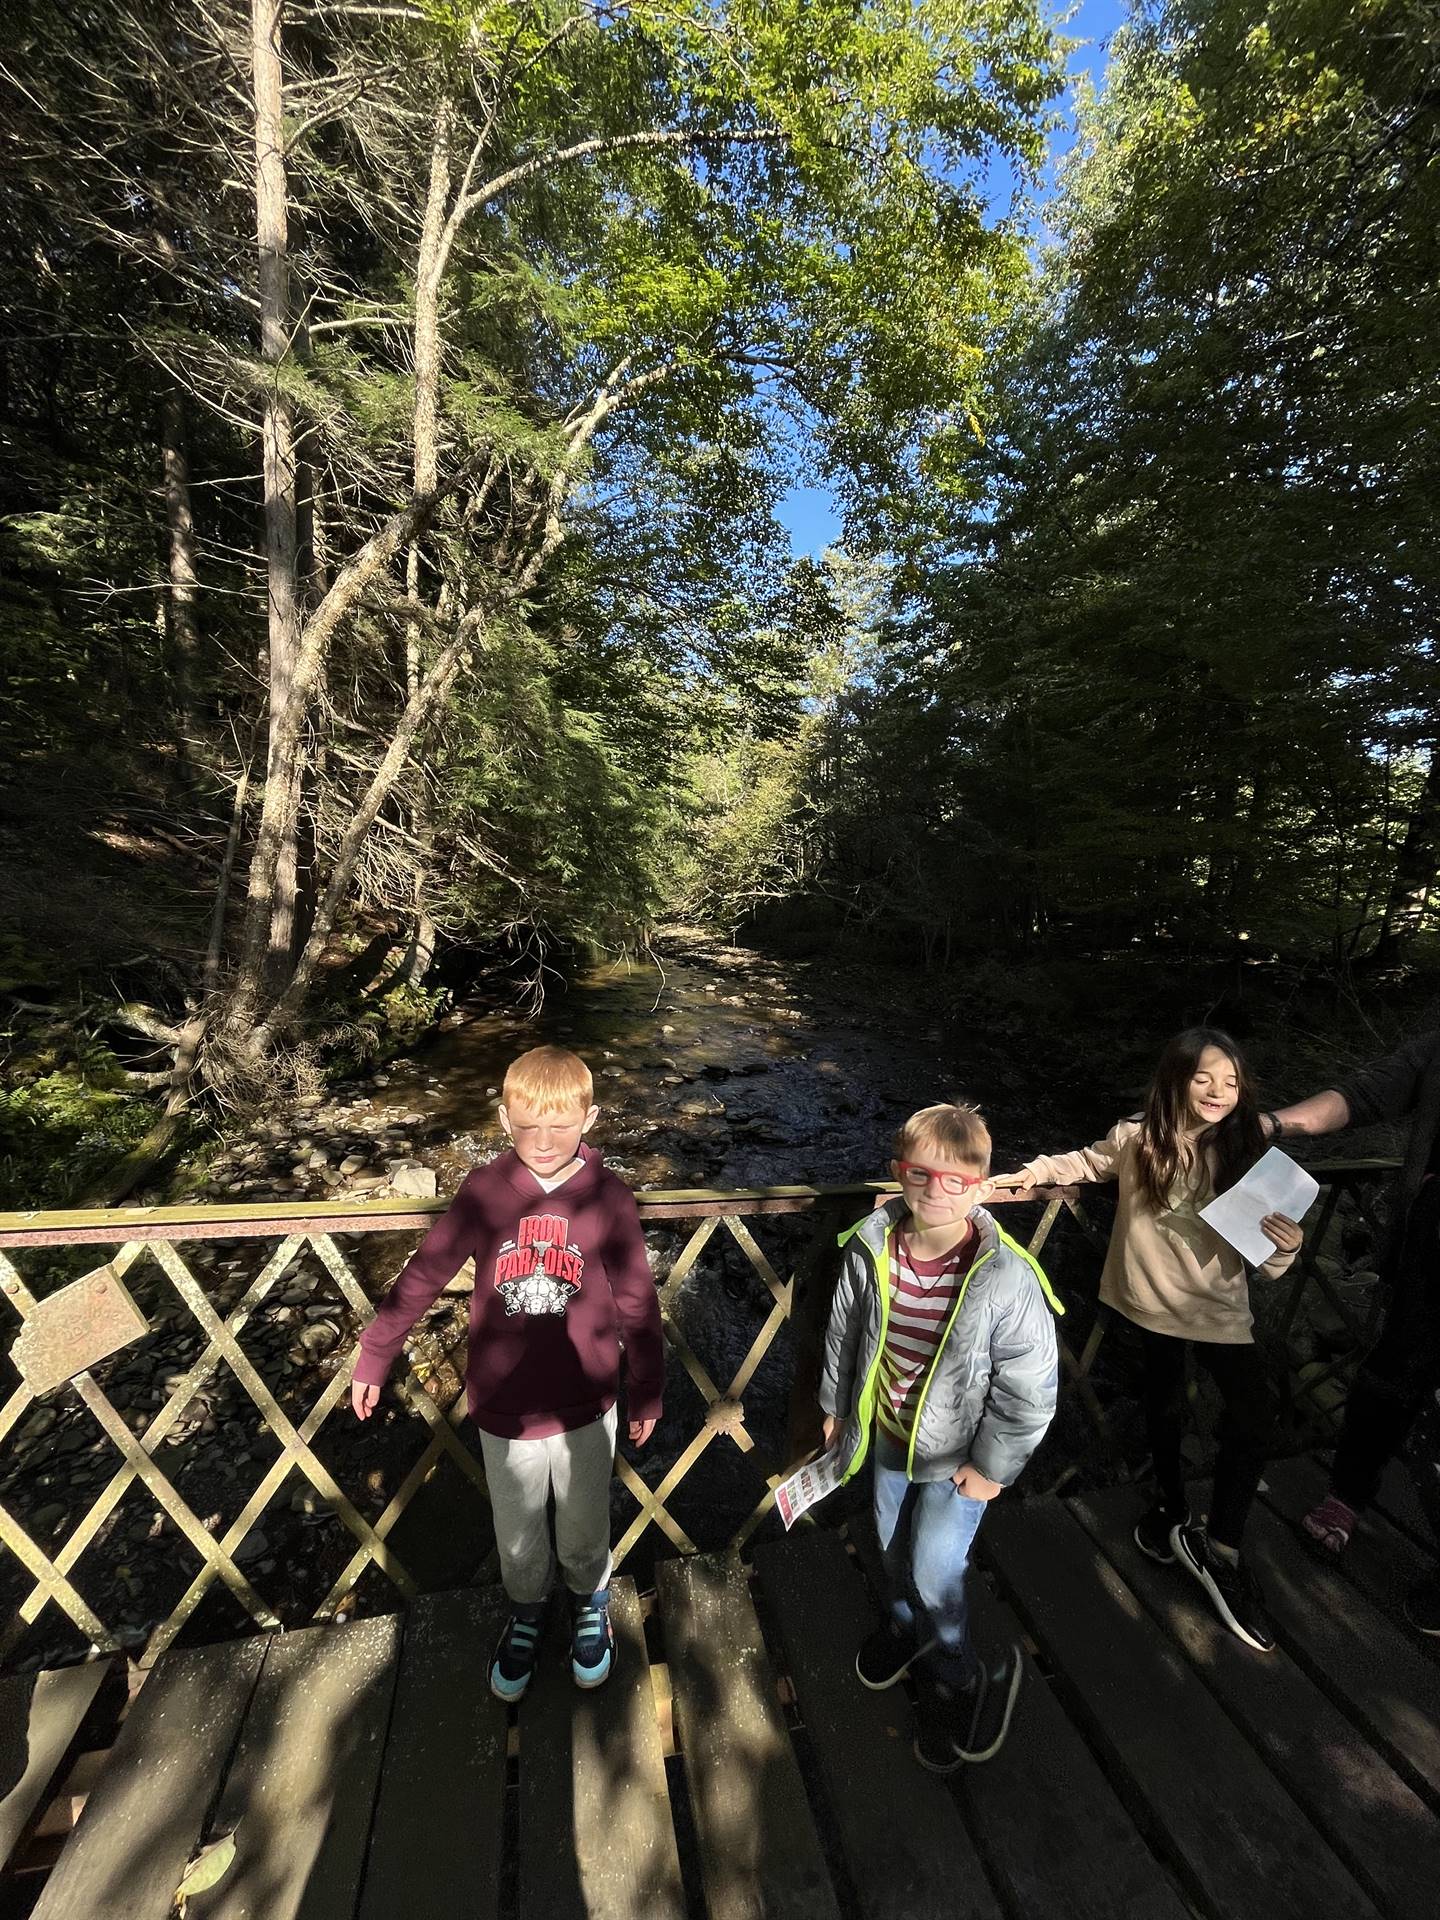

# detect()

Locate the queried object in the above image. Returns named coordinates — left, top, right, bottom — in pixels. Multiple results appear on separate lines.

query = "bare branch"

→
left=448, top=125, right=789, bottom=244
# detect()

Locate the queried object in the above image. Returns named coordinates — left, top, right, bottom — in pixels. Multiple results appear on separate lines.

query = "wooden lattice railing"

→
left=0, top=1160, right=1395, bottom=1668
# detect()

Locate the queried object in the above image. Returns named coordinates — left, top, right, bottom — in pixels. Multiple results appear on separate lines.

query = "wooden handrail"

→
left=0, top=1155, right=1402, bottom=1666
left=0, top=1156, right=1397, bottom=1247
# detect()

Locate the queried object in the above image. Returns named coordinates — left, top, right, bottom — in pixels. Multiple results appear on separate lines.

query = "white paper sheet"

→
left=774, top=1444, right=845, bottom=1530
left=1197, top=1146, right=1319, bottom=1265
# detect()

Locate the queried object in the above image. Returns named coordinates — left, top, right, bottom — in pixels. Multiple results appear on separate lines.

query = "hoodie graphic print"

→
left=493, top=1210, right=585, bottom=1317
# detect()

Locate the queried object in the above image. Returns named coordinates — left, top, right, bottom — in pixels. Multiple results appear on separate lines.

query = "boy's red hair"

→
left=502, top=1045, right=594, bottom=1113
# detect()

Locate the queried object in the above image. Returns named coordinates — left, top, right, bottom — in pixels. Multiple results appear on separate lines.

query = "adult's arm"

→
left=1270, top=1029, right=1440, bottom=1137
left=1267, top=1090, right=1352, bottom=1139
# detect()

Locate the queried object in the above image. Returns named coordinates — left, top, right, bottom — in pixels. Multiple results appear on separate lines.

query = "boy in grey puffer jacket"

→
left=819, top=1100, right=1062, bottom=1772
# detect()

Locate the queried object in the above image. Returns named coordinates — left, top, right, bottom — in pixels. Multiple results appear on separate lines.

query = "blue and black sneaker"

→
left=570, top=1588, right=615, bottom=1689
left=490, top=1603, right=545, bottom=1703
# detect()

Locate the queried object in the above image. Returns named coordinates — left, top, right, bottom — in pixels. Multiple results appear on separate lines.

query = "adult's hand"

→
left=629, top=1417, right=657, bottom=1447
left=351, top=1380, right=380, bottom=1420
left=821, top=1413, right=841, bottom=1449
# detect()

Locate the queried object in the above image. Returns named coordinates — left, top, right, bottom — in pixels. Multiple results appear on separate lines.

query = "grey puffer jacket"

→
left=818, top=1200, right=1063, bottom=1487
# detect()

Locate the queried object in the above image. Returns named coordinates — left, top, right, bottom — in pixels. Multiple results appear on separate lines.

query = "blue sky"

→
left=776, top=0, right=1128, bottom=558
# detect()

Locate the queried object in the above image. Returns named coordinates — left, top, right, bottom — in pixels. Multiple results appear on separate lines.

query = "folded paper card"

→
left=1198, top=1146, right=1319, bottom=1266
left=775, top=1443, right=845, bottom=1530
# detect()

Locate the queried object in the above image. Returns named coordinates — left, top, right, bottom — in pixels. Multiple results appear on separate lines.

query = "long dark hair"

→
left=1135, top=1026, right=1266, bottom=1212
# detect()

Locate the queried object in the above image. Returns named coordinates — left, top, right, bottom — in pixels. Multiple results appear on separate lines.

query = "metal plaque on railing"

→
left=9, top=1263, right=150, bottom=1395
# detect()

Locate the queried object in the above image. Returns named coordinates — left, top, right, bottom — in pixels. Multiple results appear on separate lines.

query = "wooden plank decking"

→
left=3, top=1464, right=1436, bottom=1920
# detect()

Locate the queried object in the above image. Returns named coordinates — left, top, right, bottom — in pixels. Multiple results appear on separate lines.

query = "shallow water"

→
left=368, top=936, right=961, bottom=1194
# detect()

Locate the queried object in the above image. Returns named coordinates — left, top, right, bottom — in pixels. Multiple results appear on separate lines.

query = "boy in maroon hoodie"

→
left=351, top=1046, right=664, bottom=1699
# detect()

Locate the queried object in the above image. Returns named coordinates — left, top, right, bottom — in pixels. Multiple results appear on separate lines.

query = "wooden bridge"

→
left=5, top=1457, right=1437, bottom=1920
left=2, top=1162, right=1436, bottom=1917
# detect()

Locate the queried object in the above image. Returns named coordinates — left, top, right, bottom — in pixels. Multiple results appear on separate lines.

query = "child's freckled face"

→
left=891, top=1150, right=989, bottom=1231
left=1186, top=1045, right=1240, bottom=1130
left=500, top=1097, right=597, bottom=1177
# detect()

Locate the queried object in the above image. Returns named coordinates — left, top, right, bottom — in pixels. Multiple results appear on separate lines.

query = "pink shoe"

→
left=1301, top=1492, right=1357, bottom=1554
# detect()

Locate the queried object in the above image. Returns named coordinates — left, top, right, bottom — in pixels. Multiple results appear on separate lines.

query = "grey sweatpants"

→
left=478, top=1405, right=618, bottom=1604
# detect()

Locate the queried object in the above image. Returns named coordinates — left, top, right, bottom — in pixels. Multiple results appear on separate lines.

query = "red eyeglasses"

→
left=895, top=1161, right=988, bottom=1195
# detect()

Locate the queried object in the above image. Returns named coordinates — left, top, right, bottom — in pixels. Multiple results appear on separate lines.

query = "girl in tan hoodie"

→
left=1012, top=1027, right=1302, bottom=1654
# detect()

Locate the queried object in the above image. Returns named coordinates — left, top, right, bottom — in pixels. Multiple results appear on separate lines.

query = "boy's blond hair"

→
left=893, top=1101, right=992, bottom=1173
left=502, top=1045, right=594, bottom=1114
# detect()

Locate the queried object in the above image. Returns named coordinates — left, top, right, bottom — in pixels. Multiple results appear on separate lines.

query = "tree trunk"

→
left=1373, top=747, right=1440, bottom=966
left=402, top=104, right=453, bottom=992
left=259, top=621, right=475, bottom=1037
left=160, top=387, right=201, bottom=780
left=238, top=0, right=303, bottom=1006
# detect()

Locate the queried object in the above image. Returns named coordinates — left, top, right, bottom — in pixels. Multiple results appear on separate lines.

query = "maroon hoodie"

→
left=353, top=1144, right=664, bottom=1439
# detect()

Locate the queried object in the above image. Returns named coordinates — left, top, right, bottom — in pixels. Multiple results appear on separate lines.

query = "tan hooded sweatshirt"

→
left=1021, top=1119, right=1297, bottom=1344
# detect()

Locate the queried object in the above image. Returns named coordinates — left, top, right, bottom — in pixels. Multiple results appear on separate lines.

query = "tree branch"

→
left=455, top=125, right=789, bottom=226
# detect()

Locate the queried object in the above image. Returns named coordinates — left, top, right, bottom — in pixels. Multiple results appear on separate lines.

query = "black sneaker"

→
left=1401, top=1573, right=1440, bottom=1636
left=856, top=1621, right=924, bottom=1691
left=912, top=1684, right=966, bottom=1774
left=913, top=1647, right=1023, bottom=1772
left=490, top=1602, right=545, bottom=1702
left=1171, top=1521, right=1276, bottom=1653
left=1134, top=1504, right=1187, bottom=1564
left=570, top=1589, right=615, bottom=1689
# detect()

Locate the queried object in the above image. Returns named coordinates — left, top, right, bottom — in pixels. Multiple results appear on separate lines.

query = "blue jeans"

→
left=873, top=1435, right=985, bottom=1691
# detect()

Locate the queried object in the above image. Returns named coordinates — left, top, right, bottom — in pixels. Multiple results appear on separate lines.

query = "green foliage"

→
left=0, top=0, right=1068, bottom=1059
left=0, top=1059, right=156, bottom=1208
left=714, top=0, right=1440, bottom=967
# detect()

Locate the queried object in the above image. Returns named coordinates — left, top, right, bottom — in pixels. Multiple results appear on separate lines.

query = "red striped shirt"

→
left=876, top=1227, right=978, bottom=1444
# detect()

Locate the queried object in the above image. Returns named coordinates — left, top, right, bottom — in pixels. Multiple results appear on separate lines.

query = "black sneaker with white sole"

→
left=856, top=1621, right=924, bottom=1691
left=1171, top=1520, right=1276, bottom=1653
left=913, top=1645, right=1023, bottom=1773
left=1133, top=1503, right=1187, bottom=1564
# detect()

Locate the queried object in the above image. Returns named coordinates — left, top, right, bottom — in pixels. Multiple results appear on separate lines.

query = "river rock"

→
left=339, top=1154, right=367, bottom=1174
left=391, top=1164, right=438, bottom=1198
left=31, top=1502, right=68, bottom=1532
left=234, top=1527, right=269, bottom=1564
left=677, top=1096, right=725, bottom=1117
